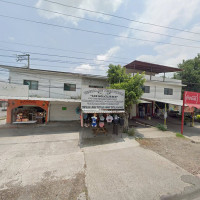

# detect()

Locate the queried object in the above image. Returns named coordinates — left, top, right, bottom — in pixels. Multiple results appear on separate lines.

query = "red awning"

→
left=187, top=103, right=200, bottom=109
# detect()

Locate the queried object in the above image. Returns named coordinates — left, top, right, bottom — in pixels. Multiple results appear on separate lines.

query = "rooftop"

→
left=0, top=65, right=107, bottom=80
left=124, top=60, right=182, bottom=74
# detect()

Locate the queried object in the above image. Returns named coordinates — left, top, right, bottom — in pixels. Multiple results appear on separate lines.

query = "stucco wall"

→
left=49, top=102, right=81, bottom=121
left=0, top=82, right=28, bottom=97
left=9, top=71, right=108, bottom=99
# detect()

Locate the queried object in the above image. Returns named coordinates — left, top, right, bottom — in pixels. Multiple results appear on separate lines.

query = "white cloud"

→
left=120, top=0, right=200, bottom=45
left=8, top=36, right=15, bottom=41
left=96, top=46, right=120, bottom=62
left=96, top=46, right=120, bottom=71
left=36, top=0, right=123, bottom=25
left=74, top=64, right=95, bottom=73
left=74, top=46, right=120, bottom=74
left=136, top=24, right=200, bottom=68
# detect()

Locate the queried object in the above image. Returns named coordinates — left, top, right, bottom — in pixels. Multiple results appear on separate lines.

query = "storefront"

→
left=7, top=99, right=49, bottom=124
left=80, top=88, right=125, bottom=136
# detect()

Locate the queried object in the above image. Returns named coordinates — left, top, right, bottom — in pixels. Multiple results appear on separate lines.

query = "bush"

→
left=127, top=128, right=135, bottom=136
left=196, top=115, right=200, bottom=121
left=156, top=123, right=167, bottom=131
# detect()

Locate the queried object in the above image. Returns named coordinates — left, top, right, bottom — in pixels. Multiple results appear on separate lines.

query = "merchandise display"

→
left=91, top=114, right=97, bottom=127
left=106, top=114, right=113, bottom=124
left=13, top=107, right=46, bottom=124
left=82, top=113, right=124, bottom=136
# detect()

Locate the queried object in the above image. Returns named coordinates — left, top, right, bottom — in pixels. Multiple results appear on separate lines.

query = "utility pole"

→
left=16, top=54, right=30, bottom=69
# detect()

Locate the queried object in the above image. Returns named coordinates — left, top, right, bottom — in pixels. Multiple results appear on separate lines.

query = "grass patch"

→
left=127, top=128, right=135, bottom=136
left=156, top=123, right=167, bottom=131
left=176, top=133, right=185, bottom=138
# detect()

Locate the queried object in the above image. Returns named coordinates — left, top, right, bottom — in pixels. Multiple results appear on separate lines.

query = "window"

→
left=89, top=85, right=103, bottom=88
left=23, top=80, right=38, bottom=90
left=142, top=86, right=150, bottom=93
left=164, top=88, right=173, bottom=95
left=64, top=83, right=76, bottom=91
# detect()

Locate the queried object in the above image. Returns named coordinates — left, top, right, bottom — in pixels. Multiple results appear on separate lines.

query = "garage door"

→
left=49, top=102, right=80, bottom=121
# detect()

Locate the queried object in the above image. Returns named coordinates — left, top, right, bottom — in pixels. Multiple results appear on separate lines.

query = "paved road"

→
left=0, top=124, right=199, bottom=200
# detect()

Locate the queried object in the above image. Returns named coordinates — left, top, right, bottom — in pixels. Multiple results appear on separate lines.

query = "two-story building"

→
left=0, top=60, right=184, bottom=124
left=0, top=65, right=108, bottom=124
left=124, top=60, right=184, bottom=118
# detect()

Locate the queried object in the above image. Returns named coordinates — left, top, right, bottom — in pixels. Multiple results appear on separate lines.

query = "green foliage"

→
left=176, top=133, right=185, bottom=138
left=107, top=64, right=130, bottom=84
left=109, top=72, right=145, bottom=111
left=174, top=54, right=200, bottom=92
left=196, top=115, right=200, bottom=120
left=156, top=123, right=167, bottom=131
left=127, top=128, right=135, bottom=136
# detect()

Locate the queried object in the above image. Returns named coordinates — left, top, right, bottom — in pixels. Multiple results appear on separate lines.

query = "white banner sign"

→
left=81, top=88, right=125, bottom=109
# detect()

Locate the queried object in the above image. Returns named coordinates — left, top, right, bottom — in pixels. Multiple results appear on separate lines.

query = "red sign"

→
left=184, top=91, right=200, bottom=105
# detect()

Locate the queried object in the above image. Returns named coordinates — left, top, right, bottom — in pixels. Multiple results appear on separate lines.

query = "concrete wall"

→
left=49, top=102, right=81, bottom=121
left=130, top=104, right=137, bottom=118
left=82, top=78, right=108, bottom=89
left=9, top=71, right=108, bottom=99
left=142, top=81, right=182, bottom=100
left=0, top=82, right=28, bottom=97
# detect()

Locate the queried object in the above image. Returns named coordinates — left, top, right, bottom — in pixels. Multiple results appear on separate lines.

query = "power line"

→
left=0, top=60, right=107, bottom=72
left=0, top=14, right=200, bottom=49
left=0, top=54, right=111, bottom=68
left=0, top=47, right=127, bottom=65
left=0, top=40, right=129, bottom=61
left=43, top=0, right=200, bottom=36
left=1, top=0, right=200, bottom=43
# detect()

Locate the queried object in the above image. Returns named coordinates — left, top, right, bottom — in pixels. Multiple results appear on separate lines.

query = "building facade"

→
left=125, top=61, right=184, bottom=118
left=0, top=65, right=108, bottom=123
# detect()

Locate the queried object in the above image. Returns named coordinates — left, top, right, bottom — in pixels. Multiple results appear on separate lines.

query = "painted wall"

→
left=142, top=81, right=182, bottom=100
left=49, top=102, right=81, bottom=121
left=0, top=82, right=28, bottom=97
left=9, top=71, right=108, bottom=99
left=7, top=99, right=49, bottom=123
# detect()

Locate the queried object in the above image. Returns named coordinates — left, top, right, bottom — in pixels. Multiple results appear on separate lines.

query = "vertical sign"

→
left=181, top=91, right=200, bottom=134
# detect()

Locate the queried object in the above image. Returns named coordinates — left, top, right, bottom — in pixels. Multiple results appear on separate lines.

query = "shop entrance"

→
left=138, top=103, right=152, bottom=118
left=12, top=106, right=46, bottom=124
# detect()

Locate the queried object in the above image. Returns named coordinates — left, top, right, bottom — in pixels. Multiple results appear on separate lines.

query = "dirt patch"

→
left=0, top=172, right=87, bottom=200
left=136, top=137, right=200, bottom=175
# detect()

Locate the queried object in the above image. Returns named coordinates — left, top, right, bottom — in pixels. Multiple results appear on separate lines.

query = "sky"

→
left=0, top=0, right=200, bottom=81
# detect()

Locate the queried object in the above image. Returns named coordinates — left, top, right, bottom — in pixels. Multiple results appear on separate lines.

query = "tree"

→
left=107, top=65, right=145, bottom=130
left=107, top=64, right=130, bottom=84
left=174, top=54, right=200, bottom=92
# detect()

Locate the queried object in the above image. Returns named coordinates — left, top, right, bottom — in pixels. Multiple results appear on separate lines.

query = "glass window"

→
left=23, top=80, right=38, bottom=90
left=64, top=83, right=76, bottom=91
left=164, top=88, right=173, bottom=95
left=142, top=86, right=150, bottom=93
left=89, top=85, right=103, bottom=88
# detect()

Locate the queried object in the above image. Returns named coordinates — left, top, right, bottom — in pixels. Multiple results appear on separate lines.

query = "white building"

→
left=124, top=60, right=184, bottom=118
left=0, top=60, right=184, bottom=123
left=0, top=65, right=108, bottom=123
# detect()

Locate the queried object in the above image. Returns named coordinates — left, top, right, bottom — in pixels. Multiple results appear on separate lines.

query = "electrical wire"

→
left=43, top=0, right=200, bottom=35
left=0, top=47, right=128, bottom=65
left=0, top=0, right=200, bottom=43
left=0, top=14, right=200, bottom=49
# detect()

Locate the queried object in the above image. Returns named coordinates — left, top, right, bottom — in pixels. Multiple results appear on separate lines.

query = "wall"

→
left=49, top=102, right=81, bottom=121
left=0, top=82, right=28, bottom=97
left=130, top=104, right=137, bottom=118
left=10, top=71, right=82, bottom=99
left=82, top=78, right=108, bottom=89
left=9, top=71, right=108, bottom=99
left=142, top=81, right=182, bottom=100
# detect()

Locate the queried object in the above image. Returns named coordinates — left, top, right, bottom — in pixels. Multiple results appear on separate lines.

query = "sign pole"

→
left=181, top=91, right=185, bottom=135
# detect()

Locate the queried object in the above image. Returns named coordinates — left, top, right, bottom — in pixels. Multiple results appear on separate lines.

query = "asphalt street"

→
left=0, top=124, right=199, bottom=200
